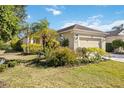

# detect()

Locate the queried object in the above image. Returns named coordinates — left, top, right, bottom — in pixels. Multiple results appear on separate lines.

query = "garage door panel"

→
left=79, top=39, right=100, bottom=48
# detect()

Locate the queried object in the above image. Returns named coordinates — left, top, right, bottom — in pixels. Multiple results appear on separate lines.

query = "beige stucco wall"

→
left=106, top=35, right=124, bottom=43
left=59, top=30, right=106, bottom=51
left=59, top=31, right=74, bottom=50
left=101, top=38, right=106, bottom=50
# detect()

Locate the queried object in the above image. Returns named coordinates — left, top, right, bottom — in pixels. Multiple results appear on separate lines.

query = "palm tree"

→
left=112, top=24, right=124, bottom=31
left=19, top=19, right=50, bottom=54
left=19, top=23, right=31, bottom=53
left=31, top=19, right=49, bottom=32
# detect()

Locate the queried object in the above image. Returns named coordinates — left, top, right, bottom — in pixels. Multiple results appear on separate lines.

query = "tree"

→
left=112, top=24, right=124, bottom=31
left=20, top=23, right=31, bottom=53
left=33, top=28, right=59, bottom=49
left=0, top=5, right=27, bottom=42
left=21, top=19, right=59, bottom=53
left=31, top=19, right=49, bottom=32
left=14, top=5, right=27, bottom=23
left=30, top=19, right=53, bottom=48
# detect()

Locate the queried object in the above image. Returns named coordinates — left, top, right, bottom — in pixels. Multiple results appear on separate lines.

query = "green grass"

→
left=0, top=53, right=37, bottom=61
left=0, top=60, right=124, bottom=88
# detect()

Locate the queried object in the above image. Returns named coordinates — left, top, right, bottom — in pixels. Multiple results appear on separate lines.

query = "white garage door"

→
left=79, top=39, right=100, bottom=48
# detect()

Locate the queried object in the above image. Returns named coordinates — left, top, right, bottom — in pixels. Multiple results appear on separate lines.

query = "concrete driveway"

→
left=105, top=54, right=124, bottom=62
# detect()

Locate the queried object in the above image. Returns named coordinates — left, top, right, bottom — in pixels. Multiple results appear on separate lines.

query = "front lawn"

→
left=0, top=53, right=37, bottom=61
left=0, top=60, right=124, bottom=88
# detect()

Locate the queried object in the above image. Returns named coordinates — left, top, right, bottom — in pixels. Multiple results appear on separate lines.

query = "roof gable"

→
left=57, top=24, right=103, bottom=33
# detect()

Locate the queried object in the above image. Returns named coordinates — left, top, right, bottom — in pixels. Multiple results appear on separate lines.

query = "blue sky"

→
left=26, top=5, right=124, bottom=31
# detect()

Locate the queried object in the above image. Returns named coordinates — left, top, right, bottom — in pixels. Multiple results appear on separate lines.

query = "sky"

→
left=26, top=5, right=124, bottom=31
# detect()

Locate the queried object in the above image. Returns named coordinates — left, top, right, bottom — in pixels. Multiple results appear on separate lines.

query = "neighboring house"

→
left=58, top=24, right=107, bottom=51
left=106, top=29, right=124, bottom=43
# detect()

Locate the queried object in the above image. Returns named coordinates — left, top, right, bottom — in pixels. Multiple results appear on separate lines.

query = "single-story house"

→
left=58, top=24, right=107, bottom=51
left=22, top=24, right=107, bottom=51
left=106, top=29, right=124, bottom=43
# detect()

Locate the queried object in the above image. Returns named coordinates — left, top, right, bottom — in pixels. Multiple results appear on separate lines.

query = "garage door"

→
left=79, top=39, right=100, bottom=48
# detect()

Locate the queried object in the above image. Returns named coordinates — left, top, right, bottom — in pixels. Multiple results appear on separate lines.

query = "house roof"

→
left=57, top=24, right=103, bottom=33
left=106, top=29, right=123, bottom=36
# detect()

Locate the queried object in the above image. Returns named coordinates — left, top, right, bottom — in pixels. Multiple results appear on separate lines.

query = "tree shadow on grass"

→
left=25, top=58, right=49, bottom=68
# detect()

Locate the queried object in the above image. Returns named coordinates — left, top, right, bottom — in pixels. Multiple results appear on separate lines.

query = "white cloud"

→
left=46, top=8, right=62, bottom=15
left=87, top=15, right=103, bottom=26
left=88, top=14, right=103, bottom=19
left=62, top=15, right=124, bottom=31
left=99, top=20, right=124, bottom=31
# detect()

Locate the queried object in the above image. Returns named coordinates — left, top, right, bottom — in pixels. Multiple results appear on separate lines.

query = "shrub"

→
left=47, top=47, right=77, bottom=67
left=21, top=43, right=43, bottom=54
left=0, top=40, right=11, bottom=50
left=7, top=61, right=18, bottom=67
left=112, top=39, right=124, bottom=49
left=60, top=38, right=69, bottom=47
left=87, top=48, right=106, bottom=56
left=86, top=48, right=106, bottom=62
left=78, top=57, right=90, bottom=64
left=0, top=64, right=8, bottom=72
left=47, top=39, right=60, bottom=49
left=11, top=36, right=23, bottom=51
left=76, top=47, right=87, bottom=58
left=77, top=47, right=106, bottom=64
left=106, top=43, right=114, bottom=52
left=112, top=39, right=124, bottom=53
left=43, top=47, right=53, bottom=58
left=0, top=40, right=5, bottom=50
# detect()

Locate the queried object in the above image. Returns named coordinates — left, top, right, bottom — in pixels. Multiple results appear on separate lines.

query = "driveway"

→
left=105, top=54, right=124, bottom=62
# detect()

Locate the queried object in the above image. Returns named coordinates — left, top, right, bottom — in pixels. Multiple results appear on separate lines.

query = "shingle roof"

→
left=57, top=24, right=103, bottom=33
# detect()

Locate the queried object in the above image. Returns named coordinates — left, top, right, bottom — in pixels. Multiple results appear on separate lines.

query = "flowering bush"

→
left=77, top=47, right=106, bottom=63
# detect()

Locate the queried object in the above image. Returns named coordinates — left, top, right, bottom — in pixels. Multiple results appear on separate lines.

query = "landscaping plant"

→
left=60, top=38, right=69, bottom=47
left=7, top=61, right=18, bottom=67
left=77, top=47, right=106, bottom=64
left=47, top=47, right=77, bottom=67
left=112, top=39, right=124, bottom=53
left=11, top=36, right=23, bottom=51
left=0, top=64, right=8, bottom=72
left=21, top=43, right=43, bottom=54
